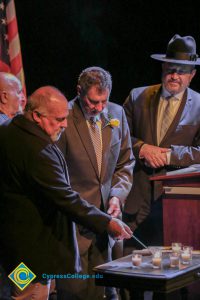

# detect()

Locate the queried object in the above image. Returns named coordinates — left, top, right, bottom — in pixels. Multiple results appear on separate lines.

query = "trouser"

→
left=56, top=233, right=118, bottom=300
left=11, top=280, right=52, bottom=300
left=122, top=200, right=163, bottom=300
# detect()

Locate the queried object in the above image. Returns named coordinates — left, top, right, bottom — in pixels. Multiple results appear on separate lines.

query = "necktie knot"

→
left=89, top=117, right=96, bottom=128
left=166, top=95, right=173, bottom=100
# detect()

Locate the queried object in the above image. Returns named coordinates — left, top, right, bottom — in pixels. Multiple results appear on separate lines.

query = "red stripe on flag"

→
left=7, top=17, right=18, bottom=40
left=0, top=60, right=11, bottom=73
left=0, top=0, right=26, bottom=100
left=10, top=52, right=22, bottom=74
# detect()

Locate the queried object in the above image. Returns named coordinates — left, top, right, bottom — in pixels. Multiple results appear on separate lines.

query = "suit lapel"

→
left=149, top=87, right=162, bottom=145
left=72, top=100, right=100, bottom=178
left=101, top=113, right=112, bottom=181
left=160, top=91, right=187, bottom=146
left=179, top=90, right=193, bottom=122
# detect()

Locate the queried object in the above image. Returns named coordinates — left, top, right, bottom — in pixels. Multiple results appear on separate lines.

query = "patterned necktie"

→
left=160, top=97, right=174, bottom=141
left=89, top=117, right=102, bottom=175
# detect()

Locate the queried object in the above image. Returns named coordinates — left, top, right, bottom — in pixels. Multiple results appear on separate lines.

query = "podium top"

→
left=150, top=171, right=200, bottom=182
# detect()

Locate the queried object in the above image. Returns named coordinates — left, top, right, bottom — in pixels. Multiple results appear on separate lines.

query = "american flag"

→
left=0, top=0, right=26, bottom=95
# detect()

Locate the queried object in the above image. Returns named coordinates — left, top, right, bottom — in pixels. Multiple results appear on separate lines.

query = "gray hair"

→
left=78, top=66, right=112, bottom=94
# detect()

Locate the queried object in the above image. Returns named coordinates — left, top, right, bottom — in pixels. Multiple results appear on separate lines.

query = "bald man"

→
left=0, top=86, right=132, bottom=300
left=0, top=72, right=26, bottom=124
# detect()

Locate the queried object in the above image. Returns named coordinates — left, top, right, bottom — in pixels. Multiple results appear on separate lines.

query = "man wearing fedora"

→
left=123, top=34, right=200, bottom=250
left=121, top=33, right=200, bottom=299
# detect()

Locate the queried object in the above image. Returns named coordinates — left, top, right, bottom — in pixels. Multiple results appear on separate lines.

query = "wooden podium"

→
left=151, top=172, right=200, bottom=249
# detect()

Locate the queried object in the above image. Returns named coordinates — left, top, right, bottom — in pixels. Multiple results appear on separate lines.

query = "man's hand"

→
left=107, top=196, right=121, bottom=218
left=139, top=144, right=170, bottom=168
left=107, top=218, right=133, bottom=240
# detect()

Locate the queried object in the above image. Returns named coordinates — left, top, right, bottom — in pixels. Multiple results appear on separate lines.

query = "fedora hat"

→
left=151, top=34, right=200, bottom=65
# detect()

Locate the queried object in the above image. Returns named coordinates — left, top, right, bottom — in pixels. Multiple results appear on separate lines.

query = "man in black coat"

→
left=0, top=86, right=132, bottom=299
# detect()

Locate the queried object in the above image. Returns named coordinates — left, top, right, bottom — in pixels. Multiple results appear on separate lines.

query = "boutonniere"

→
left=106, top=114, right=120, bottom=128
left=108, top=118, right=120, bottom=128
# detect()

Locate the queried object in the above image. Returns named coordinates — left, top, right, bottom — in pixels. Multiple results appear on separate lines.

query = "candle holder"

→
left=181, top=246, right=193, bottom=264
left=152, top=248, right=162, bottom=269
left=169, top=251, right=180, bottom=268
left=132, top=253, right=142, bottom=268
left=171, top=242, right=182, bottom=254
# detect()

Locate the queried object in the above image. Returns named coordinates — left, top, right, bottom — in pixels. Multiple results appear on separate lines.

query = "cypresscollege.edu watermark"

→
left=42, top=273, right=104, bottom=280
left=8, top=263, right=104, bottom=291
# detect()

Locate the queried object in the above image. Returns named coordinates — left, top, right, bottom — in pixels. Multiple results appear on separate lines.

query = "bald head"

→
left=25, top=86, right=68, bottom=142
left=0, top=72, right=25, bottom=118
left=26, top=86, right=67, bottom=115
left=0, top=72, right=19, bottom=90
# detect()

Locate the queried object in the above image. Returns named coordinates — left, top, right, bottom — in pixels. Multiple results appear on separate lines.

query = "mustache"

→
left=168, top=79, right=180, bottom=83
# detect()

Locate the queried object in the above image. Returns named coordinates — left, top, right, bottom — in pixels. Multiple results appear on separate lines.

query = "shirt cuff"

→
left=166, top=150, right=172, bottom=165
left=139, top=143, right=146, bottom=159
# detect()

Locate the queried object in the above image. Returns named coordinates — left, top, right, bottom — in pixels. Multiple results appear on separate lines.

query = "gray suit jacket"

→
left=123, top=84, right=200, bottom=228
left=57, top=97, right=134, bottom=250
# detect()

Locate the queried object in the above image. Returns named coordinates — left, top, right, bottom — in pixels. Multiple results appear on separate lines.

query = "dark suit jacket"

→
left=123, top=84, right=200, bottom=229
left=0, top=115, right=111, bottom=278
left=57, top=98, right=134, bottom=251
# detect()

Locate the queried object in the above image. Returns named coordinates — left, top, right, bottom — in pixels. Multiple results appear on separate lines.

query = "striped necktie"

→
left=88, top=117, right=102, bottom=175
left=160, top=97, right=174, bottom=141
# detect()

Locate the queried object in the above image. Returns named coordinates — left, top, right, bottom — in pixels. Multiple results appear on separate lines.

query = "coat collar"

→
left=71, top=99, right=100, bottom=178
left=149, top=85, right=162, bottom=145
left=13, top=114, right=53, bottom=144
left=148, top=85, right=189, bottom=146
left=157, top=88, right=188, bottom=146
left=71, top=97, right=113, bottom=180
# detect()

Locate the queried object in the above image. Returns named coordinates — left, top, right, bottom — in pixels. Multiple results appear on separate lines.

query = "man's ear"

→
left=77, top=85, right=81, bottom=96
left=0, top=91, right=8, bottom=104
left=191, top=68, right=196, bottom=80
left=32, top=111, right=42, bottom=124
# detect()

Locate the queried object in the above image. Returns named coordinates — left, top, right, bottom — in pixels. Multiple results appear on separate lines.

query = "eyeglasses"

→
left=164, top=68, right=194, bottom=75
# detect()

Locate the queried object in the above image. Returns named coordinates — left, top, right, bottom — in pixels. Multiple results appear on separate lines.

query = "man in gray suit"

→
left=123, top=34, right=200, bottom=253
left=57, top=66, right=134, bottom=300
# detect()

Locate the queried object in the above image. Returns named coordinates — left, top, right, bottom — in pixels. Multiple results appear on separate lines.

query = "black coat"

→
left=0, top=115, right=111, bottom=279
